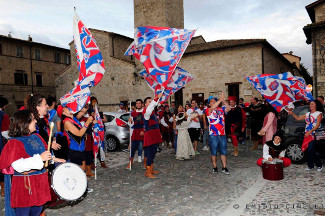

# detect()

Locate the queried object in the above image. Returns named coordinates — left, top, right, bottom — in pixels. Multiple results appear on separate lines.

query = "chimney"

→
left=289, top=51, right=293, bottom=55
left=8, top=32, right=12, bottom=38
left=28, top=35, right=32, bottom=41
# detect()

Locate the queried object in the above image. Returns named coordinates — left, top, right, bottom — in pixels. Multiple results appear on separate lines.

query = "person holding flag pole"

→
left=126, top=99, right=145, bottom=170
left=143, top=91, right=164, bottom=178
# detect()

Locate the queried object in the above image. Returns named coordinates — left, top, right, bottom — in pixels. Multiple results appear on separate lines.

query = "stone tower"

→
left=134, top=0, right=184, bottom=29
left=304, top=0, right=325, bottom=97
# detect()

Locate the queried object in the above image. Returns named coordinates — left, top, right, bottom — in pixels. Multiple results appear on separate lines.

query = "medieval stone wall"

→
left=134, top=0, right=184, bottom=28
left=312, top=28, right=325, bottom=97
left=315, top=3, right=325, bottom=23
left=178, top=45, right=263, bottom=103
left=0, top=37, right=69, bottom=115
left=263, top=46, right=294, bottom=75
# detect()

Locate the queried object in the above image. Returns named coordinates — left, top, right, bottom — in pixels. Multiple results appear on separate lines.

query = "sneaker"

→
left=213, top=167, right=218, bottom=173
left=138, top=156, right=142, bottom=163
left=202, top=146, right=209, bottom=151
left=317, top=167, right=323, bottom=172
left=195, top=151, right=201, bottom=155
left=157, top=148, right=162, bottom=153
left=306, top=167, right=314, bottom=171
left=122, top=149, right=129, bottom=153
left=87, top=187, right=94, bottom=193
left=222, top=167, right=230, bottom=175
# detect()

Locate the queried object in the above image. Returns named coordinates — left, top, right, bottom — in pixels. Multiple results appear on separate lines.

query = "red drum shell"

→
left=262, top=161, right=283, bottom=181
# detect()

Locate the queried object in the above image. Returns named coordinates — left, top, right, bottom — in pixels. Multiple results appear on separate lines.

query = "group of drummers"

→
left=0, top=93, right=106, bottom=216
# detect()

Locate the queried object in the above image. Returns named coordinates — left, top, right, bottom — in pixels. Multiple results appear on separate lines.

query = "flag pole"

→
left=129, top=100, right=132, bottom=171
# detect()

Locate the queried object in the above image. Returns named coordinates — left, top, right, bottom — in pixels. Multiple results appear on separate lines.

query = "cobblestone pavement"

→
left=1, top=142, right=325, bottom=216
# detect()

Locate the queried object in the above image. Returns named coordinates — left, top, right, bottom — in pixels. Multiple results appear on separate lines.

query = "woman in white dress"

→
left=175, top=106, right=197, bottom=160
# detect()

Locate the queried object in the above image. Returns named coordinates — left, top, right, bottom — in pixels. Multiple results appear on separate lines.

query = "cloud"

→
left=0, top=0, right=315, bottom=74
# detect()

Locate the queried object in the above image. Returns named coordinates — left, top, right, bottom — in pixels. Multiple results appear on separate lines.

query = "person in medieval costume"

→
left=225, top=96, right=242, bottom=156
left=247, top=97, right=266, bottom=150
left=256, top=133, right=291, bottom=167
left=175, top=109, right=196, bottom=160
left=0, top=110, right=65, bottom=216
left=143, top=92, right=164, bottom=178
left=126, top=99, right=145, bottom=169
left=0, top=97, right=10, bottom=197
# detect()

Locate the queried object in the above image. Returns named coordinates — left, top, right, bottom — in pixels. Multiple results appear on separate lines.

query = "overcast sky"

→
left=0, top=0, right=315, bottom=74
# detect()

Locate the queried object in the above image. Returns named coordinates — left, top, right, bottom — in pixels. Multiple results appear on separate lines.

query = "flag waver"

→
left=60, top=11, right=105, bottom=113
left=125, top=26, right=195, bottom=88
left=140, top=67, right=194, bottom=104
left=246, top=72, right=313, bottom=112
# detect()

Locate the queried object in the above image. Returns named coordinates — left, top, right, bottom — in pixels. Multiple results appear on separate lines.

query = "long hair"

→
left=174, top=105, right=183, bottom=116
left=9, top=110, right=33, bottom=137
left=265, top=102, right=278, bottom=117
left=313, top=99, right=325, bottom=113
left=176, top=113, right=186, bottom=126
left=24, top=93, right=45, bottom=121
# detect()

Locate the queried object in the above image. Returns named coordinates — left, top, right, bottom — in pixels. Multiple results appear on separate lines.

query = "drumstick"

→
left=45, top=122, right=55, bottom=167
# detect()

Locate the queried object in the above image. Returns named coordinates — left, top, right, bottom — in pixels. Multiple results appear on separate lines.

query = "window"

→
left=35, top=49, right=41, bottom=60
left=0, top=44, right=2, bottom=55
left=16, top=46, right=23, bottom=57
left=120, top=114, right=130, bottom=122
left=65, top=54, right=70, bottom=64
left=54, top=52, right=60, bottom=63
left=14, top=71, right=28, bottom=85
left=105, top=115, right=115, bottom=123
left=36, top=74, right=42, bottom=86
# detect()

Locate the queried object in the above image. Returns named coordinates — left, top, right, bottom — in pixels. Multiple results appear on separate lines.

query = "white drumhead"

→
left=52, top=162, right=87, bottom=201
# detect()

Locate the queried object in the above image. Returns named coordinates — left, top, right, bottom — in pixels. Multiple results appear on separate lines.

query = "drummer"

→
left=0, top=110, right=65, bottom=215
left=60, top=105, right=94, bottom=171
left=256, top=133, right=291, bottom=167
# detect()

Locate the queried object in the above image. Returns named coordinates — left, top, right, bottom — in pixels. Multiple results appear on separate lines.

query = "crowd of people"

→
left=0, top=91, right=324, bottom=215
left=125, top=93, right=324, bottom=176
left=0, top=93, right=108, bottom=215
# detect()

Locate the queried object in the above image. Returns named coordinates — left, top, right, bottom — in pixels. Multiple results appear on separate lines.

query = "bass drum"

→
left=46, top=162, right=87, bottom=208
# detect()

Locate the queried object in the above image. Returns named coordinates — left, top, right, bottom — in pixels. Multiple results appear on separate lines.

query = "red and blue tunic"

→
left=0, top=134, right=51, bottom=208
left=143, top=108, right=162, bottom=147
left=131, top=111, right=144, bottom=141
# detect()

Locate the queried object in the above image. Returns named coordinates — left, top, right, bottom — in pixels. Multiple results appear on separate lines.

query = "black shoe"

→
left=213, top=167, right=218, bottom=173
left=222, top=167, right=229, bottom=175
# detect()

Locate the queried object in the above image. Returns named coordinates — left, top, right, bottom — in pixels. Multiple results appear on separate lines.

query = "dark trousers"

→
left=130, top=140, right=143, bottom=158
left=307, top=140, right=322, bottom=168
left=144, top=144, right=158, bottom=166
left=15, top=206, right=43, bottom=216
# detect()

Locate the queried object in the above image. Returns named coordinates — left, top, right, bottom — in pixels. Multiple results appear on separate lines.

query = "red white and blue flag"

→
left=246, top=72, right=313, bottom=112
left=140, top=67, right=194, bottom=104
left=125, top=26, right=195, bottom=88
left=92, top=105, right=105, bottom=157
left=60, top=11, right=105, bottom=113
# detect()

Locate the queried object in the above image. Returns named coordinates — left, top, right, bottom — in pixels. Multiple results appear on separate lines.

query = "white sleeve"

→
left=128, top=117, right=134, bottom=127
left=144, top=100, right=159, bottom=120
left=169, top=117, right=174, bottom=123
left=279, top=150, right=285, bottom=158
left=186, top=109, right=192, bottom=116
left=11, top=154, right=44, bottom=173
left=1, top=131, right=10, bottom=140
left=161, top=118, right=168, bottom=127
left=263, top=145, right=271, bottom=160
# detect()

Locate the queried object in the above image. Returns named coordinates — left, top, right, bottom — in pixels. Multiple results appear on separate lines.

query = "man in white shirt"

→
left=118, top=103, right=126, bottom=113
left=186, top=99, right=203, bottom=154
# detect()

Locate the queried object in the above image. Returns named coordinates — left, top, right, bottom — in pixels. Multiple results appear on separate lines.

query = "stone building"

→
left=0, top=34, right=70, bottom=115
left=282, top=51, right=301, bottom=70
left=56, top=0, right=297, bottom=110
left=304, top=0, right=325, bottom=97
